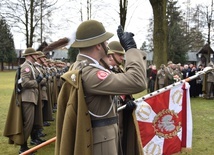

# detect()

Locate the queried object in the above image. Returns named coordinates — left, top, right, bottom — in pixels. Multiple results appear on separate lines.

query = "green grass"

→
left=0, top=71, right=56, bottom=155
left=1, top=71, right=214, bottom=154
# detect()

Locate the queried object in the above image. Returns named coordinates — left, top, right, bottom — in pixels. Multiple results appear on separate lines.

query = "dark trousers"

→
left=21, top=102, right=35, bottom=142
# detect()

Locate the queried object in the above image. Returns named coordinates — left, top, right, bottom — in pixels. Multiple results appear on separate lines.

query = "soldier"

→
left=156, top=64, right=166, bottom=89
left=173, top=63, right=183, bottom=82
left=4, top=48, right=41, bottom=155
left=206, top=62, right=214, bottom=99
left=20, top=48, right=45, bottom=154
left=35, top=52, right=50, bottom=133
left=107, top=41, right=125, bottom=72
left=100, top=41, right=125, bottom=72
left=107, top=40, right=140, bottom=155
left=28, top=51, right=47, bottom=145
left=165, top=61, right=175, bottom=85
left=11, top=48, right=41, bottom=154
left=55, top=20, right=147, bottom=155
left=42, top=59, right=55, bottom=121
left=50, top=60, right=58, bottom=111
left=55, top=60, right=66, bottom=92
left=45, top=59, right=55, bottom=113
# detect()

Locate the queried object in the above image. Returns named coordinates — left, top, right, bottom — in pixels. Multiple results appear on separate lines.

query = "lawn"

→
left=0, top=71, right=214, bottom=154
left=0, top=71, right=56, bottom=155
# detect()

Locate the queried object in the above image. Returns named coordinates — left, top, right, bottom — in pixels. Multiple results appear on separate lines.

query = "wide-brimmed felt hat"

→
left=71, top=20, right=114, bottom=48
left=22, top=47, right=40, bottom=57
left=108, top=41, right=124, bottom=55
left=37, top=51, right=46, bottom=58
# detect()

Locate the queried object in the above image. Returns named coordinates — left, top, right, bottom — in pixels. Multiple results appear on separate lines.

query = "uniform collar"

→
left=26, top=60, right=34, bottom=65
left=77, top=54, right=111, bottom=73
left=78, top=53, right=99, bottom=65
left=35, top=62, right=42, bottom=67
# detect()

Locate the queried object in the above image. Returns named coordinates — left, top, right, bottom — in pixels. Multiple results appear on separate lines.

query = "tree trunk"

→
left=149, top=0, right=168, bottom=68
left=119, top=0, right=128, bottom=29
left=1, top=61, right=4, bottom=71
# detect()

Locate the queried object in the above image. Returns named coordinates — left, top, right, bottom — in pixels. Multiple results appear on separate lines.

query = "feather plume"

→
left=43, top=37, right=69, bottom=52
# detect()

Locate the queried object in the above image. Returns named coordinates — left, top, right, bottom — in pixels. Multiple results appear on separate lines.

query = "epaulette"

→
left=76, top=60, right=89, bottom=71
left=61, top=70, right=80, bottom=88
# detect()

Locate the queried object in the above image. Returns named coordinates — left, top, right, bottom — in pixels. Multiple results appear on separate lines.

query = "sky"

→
left=12, top=0, right=211, bottom=50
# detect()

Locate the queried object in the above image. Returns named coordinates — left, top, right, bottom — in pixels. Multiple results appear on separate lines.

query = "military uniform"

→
left=3, top=73, right=24, bottom=145
left=69, top=49, right=146, bottom=155
left=29, top=60, right=47, bottom=145
left=106, top=41, right=140, bottom=155
left=55, top=20, right=147, bottom=155
left=46, top=64, right=54, bottom=113
left=165, top=61, right=174, bottom=85
left=43, top=65, right=54, bottom=120
left=77, top=49, right=146, bottom=155
left=21, top=60, right=39, bottom=144
left=3, top=48, right=40, bottom=152
left=157, top=65, right=166, bottom=89
left=206, top=63, right=214, bottom=99
left=15, top=48, right=40, bottom=153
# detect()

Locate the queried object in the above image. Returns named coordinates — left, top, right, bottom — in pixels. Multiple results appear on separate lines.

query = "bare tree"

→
left=192, top=0, right=214, bottom=61
left=1, top=0, right=57, bottom=47
left=119, top=0, right=128, bottom=29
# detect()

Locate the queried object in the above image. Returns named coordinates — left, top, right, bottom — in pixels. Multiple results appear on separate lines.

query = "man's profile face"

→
left=112, top=53, right=124, bottom=65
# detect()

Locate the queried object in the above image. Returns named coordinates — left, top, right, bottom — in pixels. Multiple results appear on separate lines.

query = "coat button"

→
left=86, top=128, right=90, bottom=132
left=87, top=144, right=91, bottom=148
left=104, top=137, right=107, bottom=140
left=85, top=112, right=89, bottom=115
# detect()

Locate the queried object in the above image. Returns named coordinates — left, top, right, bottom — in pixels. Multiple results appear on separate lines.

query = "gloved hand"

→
left=36, top=75, right=43, bottom=83
left=45, top=74, right=49, bottom=79
left=117, top=25, right=137, bottom=51
left=125, top=100, right=136, bottom=111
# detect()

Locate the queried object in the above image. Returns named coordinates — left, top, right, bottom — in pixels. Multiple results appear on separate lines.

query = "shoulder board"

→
left=61, top=70, right=80, bottom=88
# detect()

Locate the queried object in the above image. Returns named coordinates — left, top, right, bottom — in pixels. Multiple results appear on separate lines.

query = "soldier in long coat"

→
left=4, top=47, right=41, bottom=154
left=156, top=64, right=166, bottom=89
left=165, top=61, right=175, bottom=86
left=56, top=20, right=147, bottom=155
left=3, top=69, right=24, bottom=145
left=106, top=41, right=140, bottom=155
left=206, top=63, right=214, bottom=99
left=33, top=51, right=50, bottom=140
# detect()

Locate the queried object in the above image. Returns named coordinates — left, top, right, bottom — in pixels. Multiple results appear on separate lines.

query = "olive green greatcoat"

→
left=3, top=73, right=24, bottom=145
left=165, top=66, right=174, bottom=85
left=55, top=69, right=93, bottom=155
left=51, top=67, right=58, bottom=105
left=34, top=63, right=46, bottom=128
left=42, top=66, right=53, bottom=121
left=47, top=68, right=54, bottom=108
left=78, top=48, right=146, bottom=155
left=56, top=48, right=147, bottom=155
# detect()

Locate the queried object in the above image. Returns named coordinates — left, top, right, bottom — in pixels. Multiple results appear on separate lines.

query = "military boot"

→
left=30, top=129, right=46, bottom=145
left=19, top=142, right=29, bottom=154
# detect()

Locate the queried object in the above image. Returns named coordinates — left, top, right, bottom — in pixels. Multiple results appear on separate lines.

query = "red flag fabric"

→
left=134, top=82, right=192, bottom=155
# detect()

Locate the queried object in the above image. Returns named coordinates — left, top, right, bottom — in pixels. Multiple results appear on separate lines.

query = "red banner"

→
left=134, top=82, right=192, bottom=155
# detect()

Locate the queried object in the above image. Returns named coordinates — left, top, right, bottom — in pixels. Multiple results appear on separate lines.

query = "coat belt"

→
left=91, top=116, right=118, bottom=128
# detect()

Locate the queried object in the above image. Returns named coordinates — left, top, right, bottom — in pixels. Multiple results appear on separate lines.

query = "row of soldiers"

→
left=147, top=61, right=214, bottom=99
left=3, top=47, right=69, bottom=154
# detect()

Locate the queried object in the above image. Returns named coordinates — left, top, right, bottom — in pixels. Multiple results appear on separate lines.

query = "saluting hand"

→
left=117, top=25, right=137, bottom=51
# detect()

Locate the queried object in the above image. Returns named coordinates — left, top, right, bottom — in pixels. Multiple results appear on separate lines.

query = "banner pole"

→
left=117, top=66, right=214, bottom=112
left=20, top=137, right=56, bottom=155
